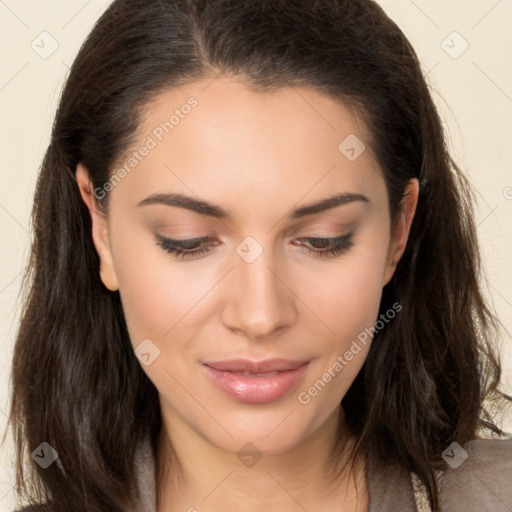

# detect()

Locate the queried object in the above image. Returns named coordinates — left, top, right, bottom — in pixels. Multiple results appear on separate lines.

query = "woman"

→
left=7, top=0, right=512, bottom=511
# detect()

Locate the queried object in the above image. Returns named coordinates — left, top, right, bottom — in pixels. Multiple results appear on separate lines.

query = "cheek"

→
left=114, top=248, right=206, bottom=348
left=110, top=228, right=231, bottom=382
left=304, top=232, right=390, bottom=341
left=107, top=218, right=182, bottom=344
left=294, top=238, right=389, bottom=411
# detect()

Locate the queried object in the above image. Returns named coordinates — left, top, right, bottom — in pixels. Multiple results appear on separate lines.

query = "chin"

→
left=202, top=407, right=328, bottom=457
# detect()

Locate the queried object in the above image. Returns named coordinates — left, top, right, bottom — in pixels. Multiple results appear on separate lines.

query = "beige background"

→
left=1, top=0, right=511, bottom=508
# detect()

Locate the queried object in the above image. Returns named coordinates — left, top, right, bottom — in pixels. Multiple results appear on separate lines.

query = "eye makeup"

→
left=155, top=233, right=355, bottom=261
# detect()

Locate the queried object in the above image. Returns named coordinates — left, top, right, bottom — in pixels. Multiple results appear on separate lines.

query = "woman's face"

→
left=77, top=76, right=417, bottom=456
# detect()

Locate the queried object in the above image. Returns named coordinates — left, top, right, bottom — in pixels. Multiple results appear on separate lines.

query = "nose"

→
left=221, top=243, right=297, bottom=341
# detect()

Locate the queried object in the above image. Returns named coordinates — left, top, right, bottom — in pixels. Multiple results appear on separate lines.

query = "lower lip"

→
left=202, top=362, right=310, bottom=404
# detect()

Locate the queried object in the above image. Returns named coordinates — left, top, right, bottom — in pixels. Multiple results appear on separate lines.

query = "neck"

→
left=155, top=406, right=368, bottom=512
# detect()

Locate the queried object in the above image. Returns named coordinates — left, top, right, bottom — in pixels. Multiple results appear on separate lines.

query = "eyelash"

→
left=155, top=234, right=354, bottom=260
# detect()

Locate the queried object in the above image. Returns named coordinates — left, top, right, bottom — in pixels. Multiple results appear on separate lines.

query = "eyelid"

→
left=288, top=221, right=355, bottom=237
left=155, top=234, right=214, bottom=246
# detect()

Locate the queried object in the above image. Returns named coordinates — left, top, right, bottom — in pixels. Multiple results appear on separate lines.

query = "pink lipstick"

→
left=202, top=358, right=310, bottom=403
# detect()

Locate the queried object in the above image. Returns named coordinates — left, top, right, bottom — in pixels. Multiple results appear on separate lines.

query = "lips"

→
left=202, top=358, right=310, bottom=403
left=205, top=358, right=308, bottom=373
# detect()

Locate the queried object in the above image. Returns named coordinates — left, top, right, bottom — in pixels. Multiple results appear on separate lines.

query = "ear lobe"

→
left=383, top=178, right=419, bottom=286
left=75, top=163, right=119, bottom=291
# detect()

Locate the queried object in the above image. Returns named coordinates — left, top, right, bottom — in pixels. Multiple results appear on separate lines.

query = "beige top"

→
left=133, top=429, right=512, bottom=511
left=368, top=431, right=512, bottom=511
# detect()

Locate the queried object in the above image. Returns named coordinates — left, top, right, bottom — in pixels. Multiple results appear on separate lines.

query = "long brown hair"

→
left=6, top=0, right=511, bottom=510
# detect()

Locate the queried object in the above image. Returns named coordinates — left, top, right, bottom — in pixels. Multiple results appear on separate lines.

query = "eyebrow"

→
left=137, top=192, right=370, bottom=219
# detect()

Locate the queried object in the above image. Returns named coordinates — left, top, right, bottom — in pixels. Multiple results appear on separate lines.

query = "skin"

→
left=76, top=75, right=419, bottom=512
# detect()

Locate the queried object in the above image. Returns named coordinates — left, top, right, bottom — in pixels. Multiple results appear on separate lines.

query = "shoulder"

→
left=440, top=435, right=512, bottom=511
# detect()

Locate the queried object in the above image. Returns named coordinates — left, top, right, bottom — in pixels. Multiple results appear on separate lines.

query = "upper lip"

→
left=204, top=358, right=309, bottom=373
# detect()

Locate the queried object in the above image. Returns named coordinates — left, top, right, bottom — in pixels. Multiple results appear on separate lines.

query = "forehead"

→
left=137, top=76, right=373, bottom=159
left=109, top=76, right=386, bottom=222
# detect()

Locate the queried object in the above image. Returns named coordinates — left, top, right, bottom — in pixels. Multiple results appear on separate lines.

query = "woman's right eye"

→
left=155, top=235, right=218, bottom=260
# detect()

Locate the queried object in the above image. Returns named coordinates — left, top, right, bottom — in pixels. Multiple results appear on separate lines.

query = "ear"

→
left=382, top=178, right=419, bottom=286
left=76, top=163, right=119, bottom=291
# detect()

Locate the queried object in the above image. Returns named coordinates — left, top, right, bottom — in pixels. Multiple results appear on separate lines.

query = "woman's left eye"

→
left=155, top=233, right=354, bottom=260
left=293, top=234, right=354, bottom=258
